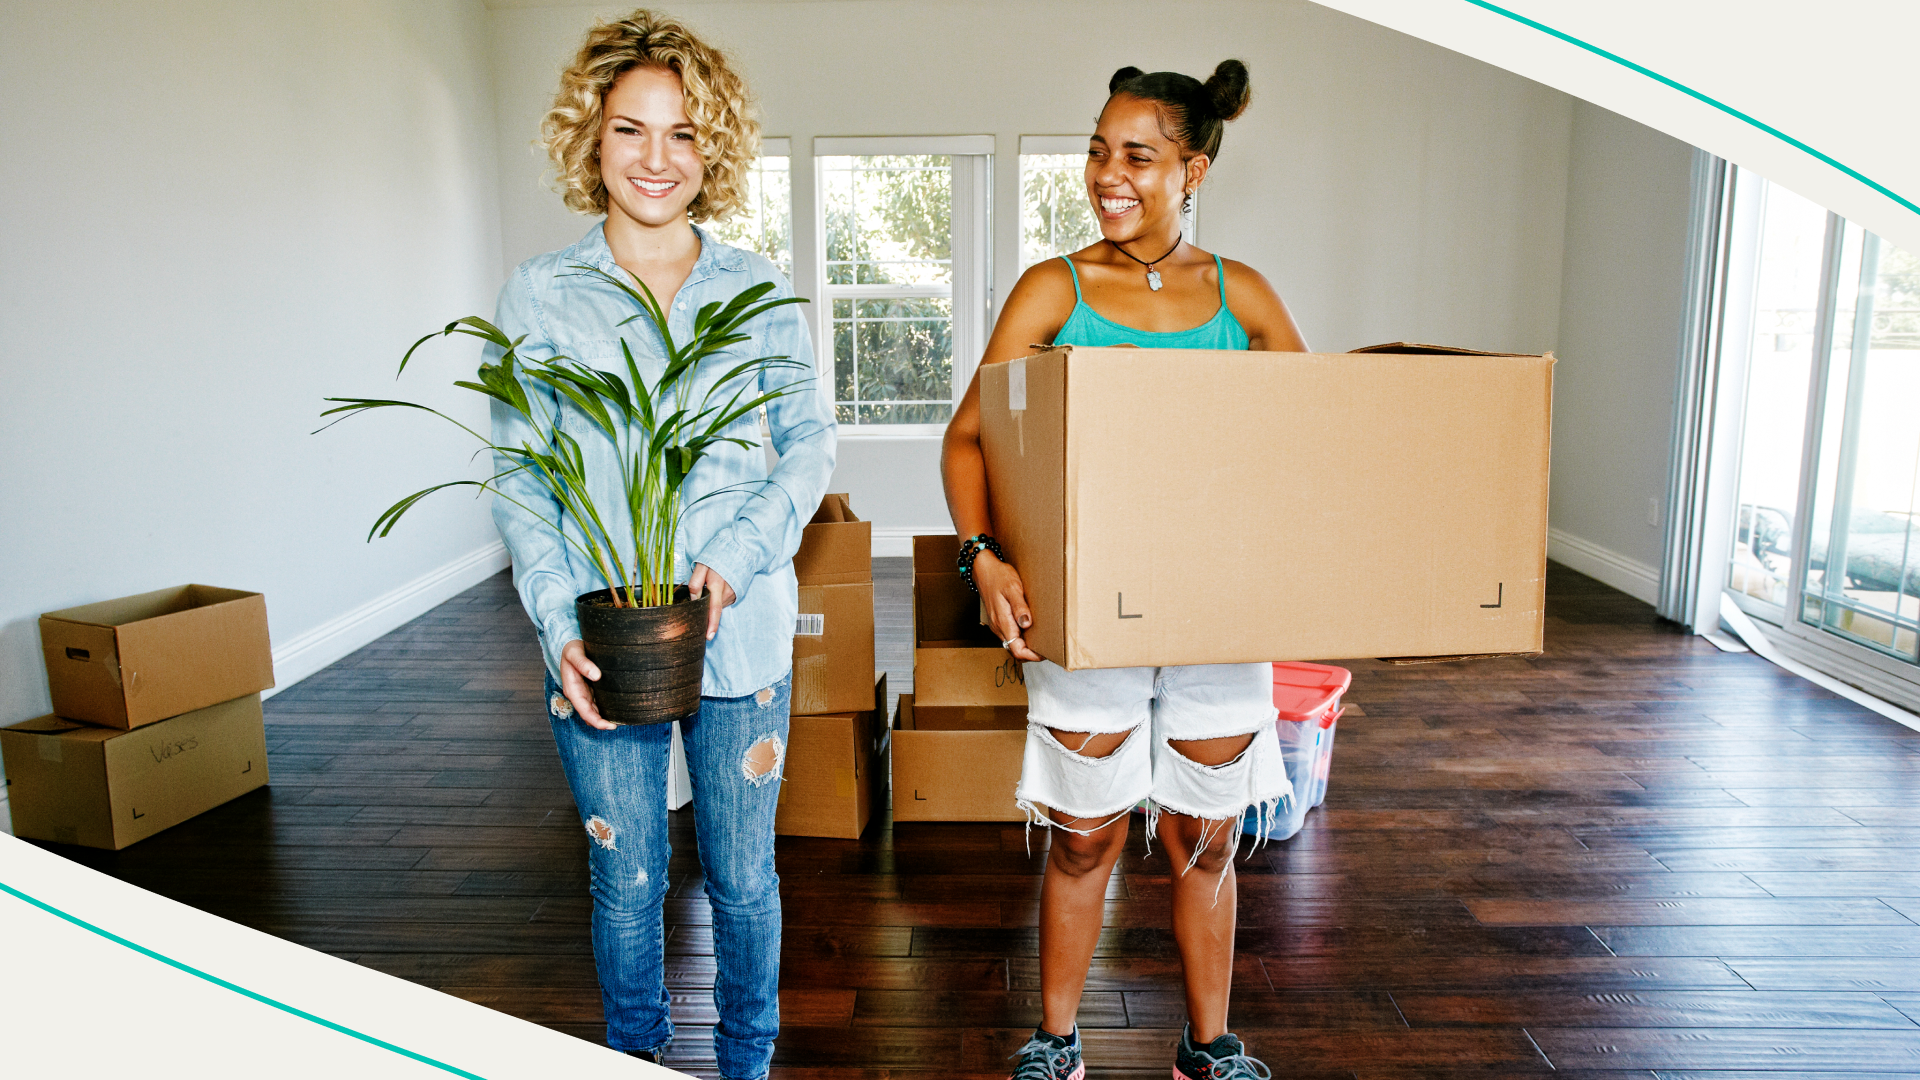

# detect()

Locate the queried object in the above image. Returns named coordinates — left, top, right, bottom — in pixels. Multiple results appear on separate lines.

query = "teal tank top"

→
left=1054, top=253, right=1251, bottom=350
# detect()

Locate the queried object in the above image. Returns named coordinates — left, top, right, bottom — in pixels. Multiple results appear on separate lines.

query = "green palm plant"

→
left=320, top=265, right=809, bottom=609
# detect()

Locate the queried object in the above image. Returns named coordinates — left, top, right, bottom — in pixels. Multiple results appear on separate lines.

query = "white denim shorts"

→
left=1014, top=659, right=1290, bottom=833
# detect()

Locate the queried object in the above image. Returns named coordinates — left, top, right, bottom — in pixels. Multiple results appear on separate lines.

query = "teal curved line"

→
left=0, top=878, right=489, bottom=1079
left=1460, top=0, right=1920, bottom=217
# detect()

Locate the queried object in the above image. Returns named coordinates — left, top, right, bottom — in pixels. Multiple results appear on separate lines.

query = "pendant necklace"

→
left=1112, top=235, right=1182, bottom=291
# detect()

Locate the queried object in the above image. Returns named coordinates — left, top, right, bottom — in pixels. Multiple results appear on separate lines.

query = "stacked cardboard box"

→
left=2, top=585, right=275, bottom=849
left=891, top=536, right=1029, bottom=822
left=775, top=495, right=886, bottom=839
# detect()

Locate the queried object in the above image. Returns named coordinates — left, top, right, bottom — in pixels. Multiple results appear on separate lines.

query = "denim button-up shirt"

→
left=487, top=222, right=836, bottom=698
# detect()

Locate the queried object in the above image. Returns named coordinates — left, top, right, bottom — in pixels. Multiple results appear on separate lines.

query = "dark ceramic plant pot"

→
left=575, top=586, right=706, bottom=726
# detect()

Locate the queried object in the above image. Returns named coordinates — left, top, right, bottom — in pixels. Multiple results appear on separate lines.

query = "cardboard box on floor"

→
left=913, top=535, right=1028, bottom=715
left=977, top=343, right=1553, bottom=669
left=40, top=585, right=275, bottom=729
left=776, top=674, right=887, bottom=839
left=0, top=694, right=270, bottom=850
left=890, top=693, right=1026, bottom=822
left=790, top=494, right=876, bottom=716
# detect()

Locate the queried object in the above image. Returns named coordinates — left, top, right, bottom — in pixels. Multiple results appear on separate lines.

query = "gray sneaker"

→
left=1007, top=1026, right=1085, bottom=1080
left=1173, top=1023, right=1271, bottom=1080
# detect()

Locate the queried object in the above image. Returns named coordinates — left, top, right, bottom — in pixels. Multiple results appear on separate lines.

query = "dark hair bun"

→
left=1108, top=65, right=1145, bottom=95
left=1204, top=59, right=1251, bottom=121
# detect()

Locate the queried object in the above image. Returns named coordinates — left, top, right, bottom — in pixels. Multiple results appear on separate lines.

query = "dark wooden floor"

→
left=37, top=561, right=1920, bottom=1077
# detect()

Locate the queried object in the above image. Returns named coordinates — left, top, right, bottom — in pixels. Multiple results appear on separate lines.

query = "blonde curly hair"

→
left=540, top=9, right=758, bottom=222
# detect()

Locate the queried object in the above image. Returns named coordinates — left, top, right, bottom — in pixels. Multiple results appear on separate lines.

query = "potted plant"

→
left=320, top=266, right=808, bottom=725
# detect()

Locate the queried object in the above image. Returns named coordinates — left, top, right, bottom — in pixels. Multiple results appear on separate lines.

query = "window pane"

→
left=1802, top=227, right=1920, bottom=663
left=1727, top=175, right=1829, bottom=609
left=1020, top=152, right=1100, bottom=270
left=701, top=155, right=791, bottom=279
left=831, top=296, right=953, bottom=422
left=821, top=154, right=952, bottom=286
left=822, top=152, right=963, bottom=425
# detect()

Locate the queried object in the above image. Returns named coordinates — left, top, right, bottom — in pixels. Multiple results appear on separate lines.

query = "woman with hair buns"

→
left=942, top=61, right=1306, bottom=1080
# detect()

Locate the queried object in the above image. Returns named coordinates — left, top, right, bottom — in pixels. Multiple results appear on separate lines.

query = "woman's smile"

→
left=1097, top=195, right=1140, bottom=219
left=628, top=175, right=681, bottom=198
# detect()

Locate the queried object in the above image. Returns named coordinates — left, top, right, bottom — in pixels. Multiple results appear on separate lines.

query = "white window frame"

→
left=813, top=136, right=992, bottom=438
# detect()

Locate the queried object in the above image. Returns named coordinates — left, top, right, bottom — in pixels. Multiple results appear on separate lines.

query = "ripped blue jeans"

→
left=544, top=670, right=790, bottom=1080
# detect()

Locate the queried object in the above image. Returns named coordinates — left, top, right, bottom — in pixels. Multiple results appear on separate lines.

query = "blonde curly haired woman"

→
left=488, top=11, right=833, bottom=1077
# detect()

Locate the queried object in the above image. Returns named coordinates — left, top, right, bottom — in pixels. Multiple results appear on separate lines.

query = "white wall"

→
left=1547, top=100, right=1697, bottom=600
left=487, top=0, right=1575, bottom=539
left=0, top=0, right=506, bottom=743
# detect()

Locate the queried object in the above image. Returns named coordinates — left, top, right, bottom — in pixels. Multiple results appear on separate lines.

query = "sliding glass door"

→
left=1717, top=166, right=1920, bottom=698
left=1800, top=226, right=1920, bottom=663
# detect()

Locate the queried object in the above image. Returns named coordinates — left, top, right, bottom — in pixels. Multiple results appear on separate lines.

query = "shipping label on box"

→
left=793, top=493, right=872, bottom=586
left=791, top=582, right=876, bottom=716
left=911, top=536, right=1030, bottom=708
left=777, top=675, right=887, bottom=839
left=0, top=694, right=270, bottom=849
left=977, top=345, right=1553, bottom=669
left=39, top=584, right=275, bottom=729
left=889, top=693, right=1026, bottom=822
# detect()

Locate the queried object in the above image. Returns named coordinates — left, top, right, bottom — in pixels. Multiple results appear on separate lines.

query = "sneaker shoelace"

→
left=1188, top=1045, right=1273, bottom=1080
left=1007, top=1034, right=1076, bottom=1080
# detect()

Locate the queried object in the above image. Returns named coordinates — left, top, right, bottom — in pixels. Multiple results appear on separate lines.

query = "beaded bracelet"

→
left=956, top=533, right=1006, bottom=594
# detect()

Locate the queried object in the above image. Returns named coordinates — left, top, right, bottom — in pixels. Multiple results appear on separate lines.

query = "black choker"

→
left=1112, top=236, right=1182, bottom=291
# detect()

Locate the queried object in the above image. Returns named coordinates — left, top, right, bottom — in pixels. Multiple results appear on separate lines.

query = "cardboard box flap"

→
left=40, top=584, right=258, bottom=628
left=1351, top=341, right=1555, bottom=360
left=912, top=534, right=959, bottom=572
left=809, top=493, right=858, bottom=524
left=794, top=494, right=871, bottom=586
left=6, top=716, right=104, bottom=739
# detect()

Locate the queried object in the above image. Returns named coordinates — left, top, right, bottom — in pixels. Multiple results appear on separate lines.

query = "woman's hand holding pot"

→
left=975, top=552, right=1043, bottom=662
left=558, top=639, right=618, bottom=731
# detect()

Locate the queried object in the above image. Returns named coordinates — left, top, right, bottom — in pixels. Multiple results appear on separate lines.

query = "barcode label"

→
left=795, top=613, right=825, bottom=637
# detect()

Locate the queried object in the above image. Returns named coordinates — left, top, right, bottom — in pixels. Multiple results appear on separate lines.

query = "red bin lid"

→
left=1272, top=662, right=1351, bottom=723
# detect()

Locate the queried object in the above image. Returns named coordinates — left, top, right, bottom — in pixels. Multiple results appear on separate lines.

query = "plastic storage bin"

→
left=1243, top=661, right=1350, bottom=841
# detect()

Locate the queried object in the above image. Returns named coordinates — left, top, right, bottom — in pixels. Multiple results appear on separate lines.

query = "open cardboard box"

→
left=39, top=584, right=275, bottom=729
left=793, top=492, right=871, bottom=586
left=890, top=692, right=1026, bottom=823
left=977, top=343, right=1552, bottom=669
left=776, top=674, right=887, bottom=839
left=912, top=535, right=1028, bottom=711
left=1, top=694, right=270, bottom=849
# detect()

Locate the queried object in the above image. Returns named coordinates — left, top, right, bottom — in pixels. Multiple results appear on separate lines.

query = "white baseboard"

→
left=872, top=526, right=951, bottom=558
left=266, top=542, right=511, bottom=697
left=1547, top=527, right=1662, bottom=605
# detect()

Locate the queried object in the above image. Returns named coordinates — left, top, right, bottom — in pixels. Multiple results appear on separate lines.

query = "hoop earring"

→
left=1182, top=190, right=1193, bottom=215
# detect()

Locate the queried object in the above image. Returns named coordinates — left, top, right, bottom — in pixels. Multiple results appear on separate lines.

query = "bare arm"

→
left=941, top=259, right=1076, bottom=660
left=1222, top=258, right=1309, bottom=352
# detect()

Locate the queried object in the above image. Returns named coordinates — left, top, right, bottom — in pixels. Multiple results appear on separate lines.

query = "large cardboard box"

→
left=977, top=343, right=1553, bottom=669
left=0, top=694, right=270, bottom=849
left=890, top=693, right=1027, bottom=823
left=912, top=536, right=1028, bottom=709
left=40, top=585, right=275, bottom=729
left=793, top=493, right=872, bottom=586
left=776, top=675, right=887, bottom=839
left=792, top=582, right=876, bottom=716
